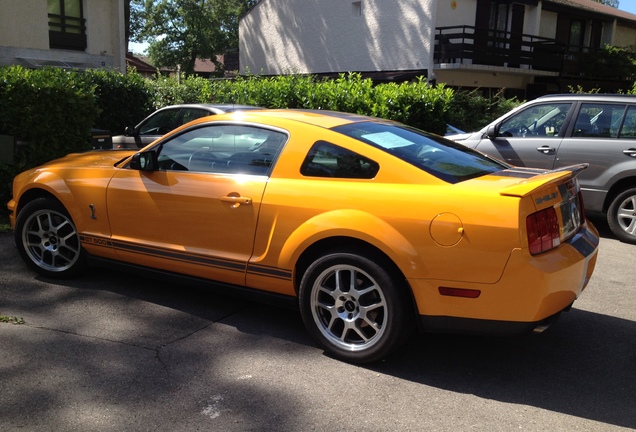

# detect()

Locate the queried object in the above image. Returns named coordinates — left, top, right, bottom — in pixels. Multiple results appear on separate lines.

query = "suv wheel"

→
left=607, top=187, right=636, bottom=244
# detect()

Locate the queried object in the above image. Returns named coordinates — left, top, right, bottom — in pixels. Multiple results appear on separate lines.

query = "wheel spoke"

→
left=21, top=208, right=81, bottom=273
left=342, top=320, right=371, bottom=343
left=309, top=262, right=391, bottom=353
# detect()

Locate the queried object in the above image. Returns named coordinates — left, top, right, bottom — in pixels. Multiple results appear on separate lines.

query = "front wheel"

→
left=15, top=198, right=86, bottom=278
left=299, top=251, right=413, bottom=363
left=607, top=187, right=636, bottom=244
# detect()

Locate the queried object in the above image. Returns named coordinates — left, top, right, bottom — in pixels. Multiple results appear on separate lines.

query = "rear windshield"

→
left=333, top=122, right=508, bottom=183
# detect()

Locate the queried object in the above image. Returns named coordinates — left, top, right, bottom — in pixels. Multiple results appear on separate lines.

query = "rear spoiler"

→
left=500, top=163, right=588, bottom=198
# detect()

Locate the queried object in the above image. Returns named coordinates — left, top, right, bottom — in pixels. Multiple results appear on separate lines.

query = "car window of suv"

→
left=498, top=103, right=572, bottom=138
left=574, top=103, right=625, bottom=138
left=156, top=124, right=286, bottom=175
left=619, top=106, right=636, bottom=139
left=181, top=108, right=213, bottom=126
left=139, top=108, right=180, bottom=136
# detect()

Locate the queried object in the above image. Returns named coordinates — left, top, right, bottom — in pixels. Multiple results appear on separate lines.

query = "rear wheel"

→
left=15, top=198, right=86, bottom=278
left=607, top=187, right=636, bottom=244
left=299, top=251, right=412, bottom=363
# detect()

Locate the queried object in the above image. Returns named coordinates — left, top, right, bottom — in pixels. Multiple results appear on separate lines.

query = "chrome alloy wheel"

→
left=615, top=194, right=636, bottom=236
left=309, top=264, right=388, bottom=352
left=21, top=208, right=82, bottom=273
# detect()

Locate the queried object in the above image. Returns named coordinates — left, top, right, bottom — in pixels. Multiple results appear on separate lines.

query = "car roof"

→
left=209, top=109, right=387, bottom=129
left=156, top=103, right=262, bottom=112
left=536, top=93, right=636, bottom=103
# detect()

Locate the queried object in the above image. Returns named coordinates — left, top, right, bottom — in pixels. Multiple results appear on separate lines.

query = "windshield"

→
left=333, top=122, right=508, bottom=183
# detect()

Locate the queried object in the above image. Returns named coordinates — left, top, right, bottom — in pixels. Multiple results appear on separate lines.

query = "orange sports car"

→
left=7, top=109, right=599, bottom=363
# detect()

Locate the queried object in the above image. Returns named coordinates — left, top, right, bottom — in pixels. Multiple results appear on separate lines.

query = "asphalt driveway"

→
left=0, top=217, right=635, bottom=431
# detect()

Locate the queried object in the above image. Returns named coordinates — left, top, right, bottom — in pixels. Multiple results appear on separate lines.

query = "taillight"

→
left=526, top=207, right=560, bottom=255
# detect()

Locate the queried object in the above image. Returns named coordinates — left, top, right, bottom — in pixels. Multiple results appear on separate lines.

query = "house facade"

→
left=0, top=0, right=126, bottom=71
left=239, top=0, right=636, bottom=98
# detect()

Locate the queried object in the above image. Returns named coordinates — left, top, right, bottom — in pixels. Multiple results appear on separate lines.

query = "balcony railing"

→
left=434, top=26, right=592, bottom=77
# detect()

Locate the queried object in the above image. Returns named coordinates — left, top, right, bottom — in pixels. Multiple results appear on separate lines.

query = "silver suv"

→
left=449, top=94, right=636, bottom=244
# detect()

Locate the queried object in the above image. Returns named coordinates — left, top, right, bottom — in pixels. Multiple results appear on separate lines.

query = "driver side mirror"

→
left=486, top=125, right=498, bottom=139
left=129, top=151, right=157, bottom=171
left=124, top=126, right=138, bottom=137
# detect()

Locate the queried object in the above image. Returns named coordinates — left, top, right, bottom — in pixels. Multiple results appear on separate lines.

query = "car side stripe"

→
left=79, top=234, right=292, bottom=281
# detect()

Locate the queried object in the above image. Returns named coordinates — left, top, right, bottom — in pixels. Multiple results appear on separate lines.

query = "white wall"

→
left=435, top=0, right=475, bottom=28
left=538, top=10, right=558, bottom=40
left=240, top=0, right=435, bottom=76
left=613, top=23, right=636, bottom=48
left=0, top=0, right=49, bottom=49
left=0, top=0, right=125, bottom=70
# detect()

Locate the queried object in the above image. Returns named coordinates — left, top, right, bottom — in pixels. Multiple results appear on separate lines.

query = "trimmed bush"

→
left=86, top=68, right=154, bottom=135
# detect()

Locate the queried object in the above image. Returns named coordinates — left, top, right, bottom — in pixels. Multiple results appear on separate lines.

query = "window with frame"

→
left=48, top=0, right=86, bottom=51
left=620, top=107, right=636, bottom=139
left=498, top=103, right=572, bottom=138
left=573, top=104, right=626, bottom=138
left=155, top=124, right=286, bottom=176
left=300, top=141, right=379, bottom=179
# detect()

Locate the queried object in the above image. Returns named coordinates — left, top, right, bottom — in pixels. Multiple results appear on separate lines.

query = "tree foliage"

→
left=133, top=0, right=256, bottom=75
left=592, top=0, right=619, bottom=7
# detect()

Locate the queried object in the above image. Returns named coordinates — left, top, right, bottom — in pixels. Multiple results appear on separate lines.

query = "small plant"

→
left=0, top=314, right=25, bottom=324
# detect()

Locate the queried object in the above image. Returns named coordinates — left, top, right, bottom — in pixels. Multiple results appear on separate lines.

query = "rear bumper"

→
left=409, top=221, right=599, bottom=334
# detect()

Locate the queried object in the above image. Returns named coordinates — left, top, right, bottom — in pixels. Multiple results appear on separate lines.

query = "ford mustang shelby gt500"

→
left=7, top=109, right=599, bottom=363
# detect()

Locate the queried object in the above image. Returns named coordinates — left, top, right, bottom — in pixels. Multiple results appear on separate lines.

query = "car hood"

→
left=445, top=132, right=481, bottom=142
left=39, top=150, right=136, bottom=169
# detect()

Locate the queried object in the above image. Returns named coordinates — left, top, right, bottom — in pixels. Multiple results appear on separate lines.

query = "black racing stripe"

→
left=247, top=264, right=293, bottom=280
left=110, top=239, right=246, bottom=271
left=81, top=234, right=292, bottom=280
left=495, top=168, right=544, bottom=179
left=567, top=227, right=599, bottom=258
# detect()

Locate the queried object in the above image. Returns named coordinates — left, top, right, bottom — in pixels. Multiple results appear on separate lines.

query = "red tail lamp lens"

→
left=526, top=207, right=560, bottom=255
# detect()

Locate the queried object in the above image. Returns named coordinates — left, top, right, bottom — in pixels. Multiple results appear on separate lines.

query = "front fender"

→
left=277, top=209, right=427, bottom=279
left=13, top=169, right=110, bottom=236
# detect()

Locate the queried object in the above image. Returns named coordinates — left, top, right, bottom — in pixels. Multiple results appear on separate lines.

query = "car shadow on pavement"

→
left=375, top=309, right=636, bottom=430
left=2, top=230, right=633, bottom=430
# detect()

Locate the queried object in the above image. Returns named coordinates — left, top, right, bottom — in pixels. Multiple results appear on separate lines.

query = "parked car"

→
left=112, top=103, right=261, bottom=148
left=447, top=94, right=636, bottom=244
left=8, top=110, right=599, bottom=363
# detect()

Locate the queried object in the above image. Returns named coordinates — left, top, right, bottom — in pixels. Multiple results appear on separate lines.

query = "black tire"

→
left=299, top=251, right=413, bottom=363
left=607, top=187, right=636, bottom=244
left=15, top=198, right=86, bottom=278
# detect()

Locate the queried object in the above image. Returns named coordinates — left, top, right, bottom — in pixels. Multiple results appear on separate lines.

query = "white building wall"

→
left=0, top=0, right=49, bottom=49
left=435, top=0, right=475, bottom=28
left=0, top=0, right=125, bottom=71
left=240, top=0, right=436, bottom=76
left=613, top=23, right=636, bottom=49
left=538, top=10, right=558, bottom=39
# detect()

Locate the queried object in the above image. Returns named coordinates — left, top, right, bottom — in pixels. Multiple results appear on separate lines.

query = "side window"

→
left=574, top=103, right=625, bottom=138
left=620, top=106, right=636, bottom=139
left=156, top=125, right=286, bottom=176
left=300, top=141, right=379, bottom=179
left=181, top=108, right=213, bottom=126
left=139, top=109, right=180, bottom=136
left=499, top=103, right=572, bottom=138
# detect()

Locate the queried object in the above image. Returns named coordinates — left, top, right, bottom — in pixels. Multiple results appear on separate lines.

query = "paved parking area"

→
left=0, top=217, right=635, bottom=431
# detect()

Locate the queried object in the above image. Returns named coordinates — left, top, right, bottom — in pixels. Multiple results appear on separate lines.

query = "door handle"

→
left=536, top=145, right=556, bottom=155
left=220, top=194, right=252, bottom=208
left=623, top=148, right=636, bottom=158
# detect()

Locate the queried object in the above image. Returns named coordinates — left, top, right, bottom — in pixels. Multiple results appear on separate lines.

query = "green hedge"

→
left=1, top=67, right=515, bottom=222
left=87, top=67, right=154, bottom=135
left=0, top=66, right=99, bottom=219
